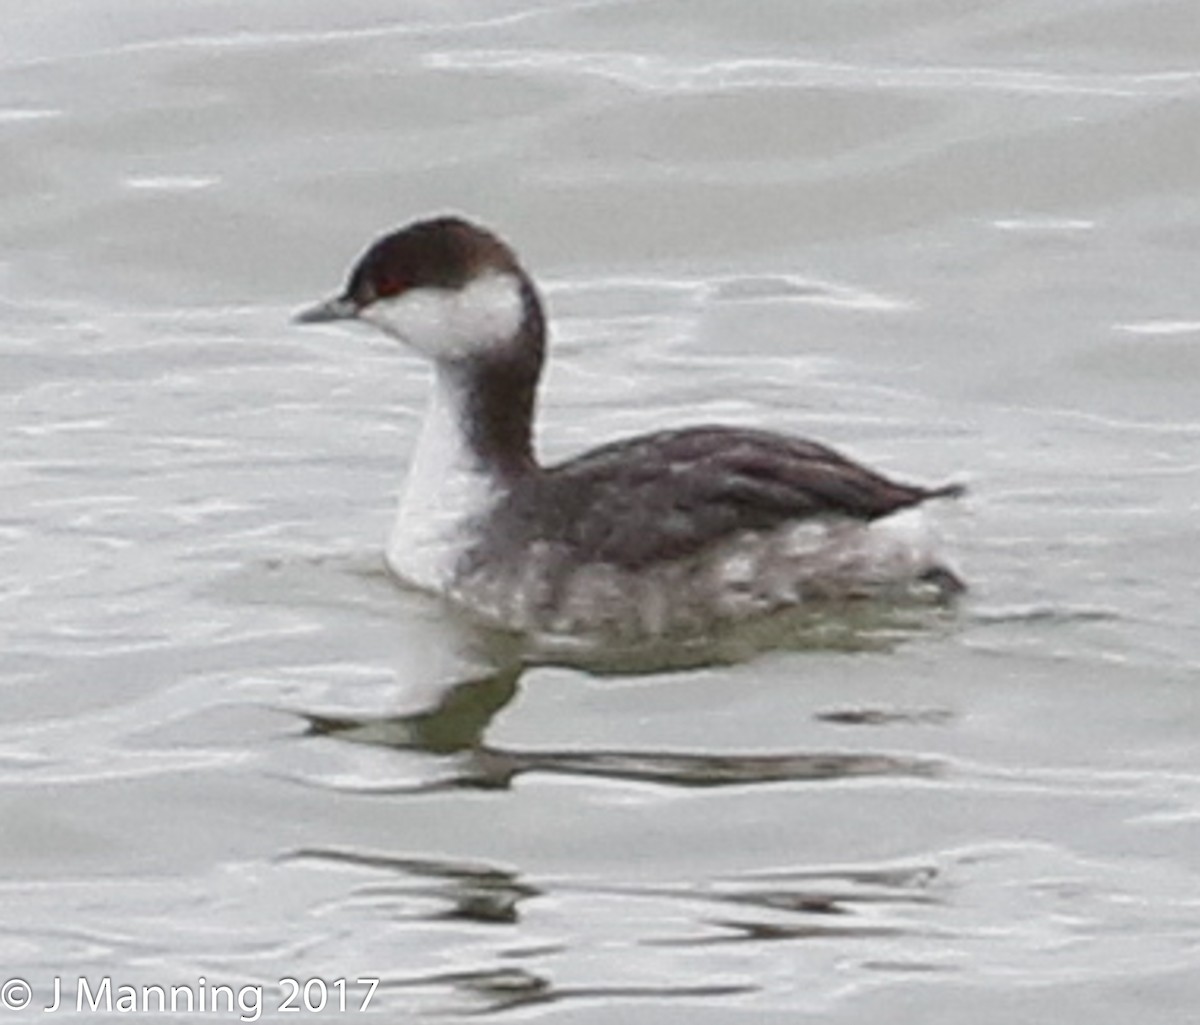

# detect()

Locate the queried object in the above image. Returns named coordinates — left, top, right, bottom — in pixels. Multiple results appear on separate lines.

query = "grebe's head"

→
left=295, top=216, right=538, bottom=363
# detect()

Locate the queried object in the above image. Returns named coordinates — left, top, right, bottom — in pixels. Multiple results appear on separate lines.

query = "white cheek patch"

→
left=360, top=272, right=525, bottom=359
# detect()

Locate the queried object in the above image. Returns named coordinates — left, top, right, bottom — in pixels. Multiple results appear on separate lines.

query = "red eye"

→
left=376, top=273, right=407, bottom=299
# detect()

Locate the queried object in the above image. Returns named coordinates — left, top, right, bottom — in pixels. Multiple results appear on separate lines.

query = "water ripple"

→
left=428, top=50, right=1200, bottom=98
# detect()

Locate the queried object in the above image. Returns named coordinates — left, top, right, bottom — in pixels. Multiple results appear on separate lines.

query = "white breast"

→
left=385, top=368, right=497, bottom=592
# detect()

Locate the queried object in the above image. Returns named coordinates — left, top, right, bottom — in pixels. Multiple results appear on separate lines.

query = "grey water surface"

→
left=3, top=1, right=1200, bottom=1022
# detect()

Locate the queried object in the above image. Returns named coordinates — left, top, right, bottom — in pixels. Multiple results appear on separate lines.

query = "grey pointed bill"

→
left=293, top=295, right=358, bottom=324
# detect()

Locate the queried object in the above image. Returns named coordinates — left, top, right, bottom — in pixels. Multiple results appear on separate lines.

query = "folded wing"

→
left=491, top=426, right=962, bottom=570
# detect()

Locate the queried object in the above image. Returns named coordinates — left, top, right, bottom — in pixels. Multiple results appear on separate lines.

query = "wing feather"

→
left=482, top=426, right=962, bottom=570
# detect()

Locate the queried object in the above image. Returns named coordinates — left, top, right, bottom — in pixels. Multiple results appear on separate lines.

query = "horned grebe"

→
left=296, top=216, right=964, bottom=638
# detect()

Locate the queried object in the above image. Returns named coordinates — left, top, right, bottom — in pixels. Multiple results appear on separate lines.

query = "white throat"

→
left=385, top=366, right=497, bottom=592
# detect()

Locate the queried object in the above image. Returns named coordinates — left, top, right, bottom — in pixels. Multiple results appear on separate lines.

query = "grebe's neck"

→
left=389, top=364, right=529, bottom=591
left=432, top=274, right=545, bottom=481
left=385, top=271, right=548, bottom=591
